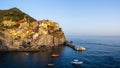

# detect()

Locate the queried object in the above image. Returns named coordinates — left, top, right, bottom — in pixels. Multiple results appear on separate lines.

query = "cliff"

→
left=0, top=8, right=66, bottom=51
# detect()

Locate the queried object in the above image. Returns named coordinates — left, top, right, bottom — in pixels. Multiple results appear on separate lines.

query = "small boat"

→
left=72, top=59, right=83, bottom=65
left=51, top=53, right=59, bottom=58
left=73, top=59, right=79, bottom=62
left=46, top=63, right=54, bottom=67
left=25, top=53, right=29, bottom=55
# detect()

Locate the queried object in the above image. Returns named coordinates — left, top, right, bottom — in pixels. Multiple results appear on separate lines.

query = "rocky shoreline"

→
left=0, top=45, right=65, bottom=52
left=0, top=30, right=66, bottom=51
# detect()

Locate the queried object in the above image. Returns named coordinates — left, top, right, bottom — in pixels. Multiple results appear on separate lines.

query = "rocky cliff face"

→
left=0, top=8, right=66, bottom=51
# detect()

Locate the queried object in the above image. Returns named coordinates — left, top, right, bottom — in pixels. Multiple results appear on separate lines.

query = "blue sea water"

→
left=0, top=36, right=120, bottom=68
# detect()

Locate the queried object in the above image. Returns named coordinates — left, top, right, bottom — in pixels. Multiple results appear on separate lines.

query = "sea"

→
left=0, top=36, right=120, bottom=68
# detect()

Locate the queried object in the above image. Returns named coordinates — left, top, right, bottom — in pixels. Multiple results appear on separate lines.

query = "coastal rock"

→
left=0, top=8, right=66, bottom=51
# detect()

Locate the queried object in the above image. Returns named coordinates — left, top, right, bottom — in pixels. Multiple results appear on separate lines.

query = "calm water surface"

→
left=0, top=36, right=120, bottom=68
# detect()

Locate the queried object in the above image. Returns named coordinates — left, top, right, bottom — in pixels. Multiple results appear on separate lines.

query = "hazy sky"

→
left=0, top=0, right=120, bottom=36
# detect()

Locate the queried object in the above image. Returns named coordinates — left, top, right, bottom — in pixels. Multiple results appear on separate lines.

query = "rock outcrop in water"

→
left=0, top=8, right=66, bottom=51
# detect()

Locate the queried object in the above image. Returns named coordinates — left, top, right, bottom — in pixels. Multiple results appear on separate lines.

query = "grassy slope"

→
left=0, top=7, right=36, bottom=23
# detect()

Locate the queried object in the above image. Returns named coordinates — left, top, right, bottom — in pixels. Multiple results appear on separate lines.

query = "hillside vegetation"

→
left=0, top=7, right=36, bottom=22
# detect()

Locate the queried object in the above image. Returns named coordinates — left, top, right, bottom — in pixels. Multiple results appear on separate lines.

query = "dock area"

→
left=65, top=41, right=86, bottom=51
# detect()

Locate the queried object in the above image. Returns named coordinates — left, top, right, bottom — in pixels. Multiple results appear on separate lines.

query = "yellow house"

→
left=41, top=22, right=48, bottom=29
left=47, top=21, right=59, bottom=28
left=38, top=27, right=48, bottom=35
left=3, top=20, right=16, bottom=27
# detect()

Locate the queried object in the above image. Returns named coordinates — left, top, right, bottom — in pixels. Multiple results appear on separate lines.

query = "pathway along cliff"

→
left=0, top=8, right=85, bottom=52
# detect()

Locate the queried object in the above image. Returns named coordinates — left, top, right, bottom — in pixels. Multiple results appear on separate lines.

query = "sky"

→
left=0, top=0, right=120, bottom=36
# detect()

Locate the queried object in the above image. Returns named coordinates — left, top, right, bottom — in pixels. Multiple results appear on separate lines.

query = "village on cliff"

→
left=0, top=8, right=66, bottom=51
